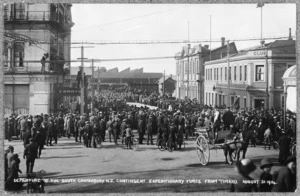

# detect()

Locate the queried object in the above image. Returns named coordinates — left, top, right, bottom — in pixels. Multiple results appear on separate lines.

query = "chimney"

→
left=288, top=28, right=293, bottom=40
left=204, top=45, right=209, bottom=49
left=221, top=37, right=225, bottom=46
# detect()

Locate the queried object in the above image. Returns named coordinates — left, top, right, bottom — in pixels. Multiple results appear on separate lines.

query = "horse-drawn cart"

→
left=194, top=127, right=236, bottom=165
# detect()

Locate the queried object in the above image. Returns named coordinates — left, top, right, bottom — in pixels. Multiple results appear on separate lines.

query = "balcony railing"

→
left=4, top=60, right=65, bottom=74
left=4, top=10, right=58, bottom=22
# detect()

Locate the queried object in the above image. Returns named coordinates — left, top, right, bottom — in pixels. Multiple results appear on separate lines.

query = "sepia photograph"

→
left=2, top=1, right=297, bottom=194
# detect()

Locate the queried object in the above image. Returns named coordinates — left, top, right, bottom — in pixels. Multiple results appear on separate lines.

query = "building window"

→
left=4, top=42, right=8, bottom=67
left=231, top=96, right=235, bottom=106
left=244, top=97, right=247, bottom=109
left=220, top=67, right=222, bottom=81
left=255, top=65, right=264, bottom=81
left=229, top=67, right=231, bottom=80
left=185, top=62, right=188, bottom=74
left=217, top=68, right=219, bottom=80
left=225, top=67, right=227, bottom=80
left=196, top=59, right=199, bottom=73
left=240, top=66, right=242, bottom=81
left=13, top=42, right=24, bottom=67
left=244, top=65, right=247, bottom=81
left=234, top=66, right=236, bottom=81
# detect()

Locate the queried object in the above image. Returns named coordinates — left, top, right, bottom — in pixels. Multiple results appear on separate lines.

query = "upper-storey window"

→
left=4, top=42, right=8, bottom=67
left=14, top=3, right=26, bottom=20
left=13, top=42, right=24, bottom=67
left=255, top=65, right=264, bottom=81
left=244, top=65, right=247, bottom=81
left=240, top=66, right=242, bottom=81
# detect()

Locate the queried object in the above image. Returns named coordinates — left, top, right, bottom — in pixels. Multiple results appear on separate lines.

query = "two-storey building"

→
left=204, top=39, right=296, bottom=110
left=175, top=38, right=237, bottom=103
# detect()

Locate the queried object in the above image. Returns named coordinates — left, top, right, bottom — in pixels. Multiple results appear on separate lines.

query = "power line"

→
left=62, top=5, right=191, bottom=37
left=5, top=31, right=294, bottom=46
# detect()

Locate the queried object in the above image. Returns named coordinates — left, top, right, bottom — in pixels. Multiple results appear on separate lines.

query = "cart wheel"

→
left=132, top=138, right=139, bottom=151
left=196, top=136, right=210, bottom=165
left=182, top=138, right=186, bottom=150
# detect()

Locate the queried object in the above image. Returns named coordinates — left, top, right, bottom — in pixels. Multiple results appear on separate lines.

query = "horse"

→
left=223, top=130, right=253, bottom=165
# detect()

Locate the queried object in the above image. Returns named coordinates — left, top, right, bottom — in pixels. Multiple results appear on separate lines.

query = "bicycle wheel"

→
left=96, top=136, right=102, bottom=148
left=158, top=139, right=165, bottom=151
left=167, top=139, right=174, bottom=152
left=132, top=138, right=139, bottom=151
left=291, top=144, right=296, bottom=156
left=273, top=141, right=279, bottom=150
left=182, top=138, right=186, bottom=150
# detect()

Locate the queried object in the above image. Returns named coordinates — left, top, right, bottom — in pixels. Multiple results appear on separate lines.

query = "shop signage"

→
left=248, top=50, right=272, bottom=57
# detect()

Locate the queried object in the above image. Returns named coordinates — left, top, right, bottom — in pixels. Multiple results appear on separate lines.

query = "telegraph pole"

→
left=265, top=49, right=269, bottom=110
left=186, top=43, right=190, bottom=98
left=227, top=40, right=231, bottom=107
left=91, top=59, right=95, bottom=115
left=74, top=45, right=94, bottom=115
left=163, top=70, right=165, bottom=97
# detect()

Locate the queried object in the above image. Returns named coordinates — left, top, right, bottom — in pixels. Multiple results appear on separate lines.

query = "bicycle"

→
left=26, top=170, right=46, bottom=193
left=122, top=135, right=139, bottom=150
left=290, top=137, right=296, bottom=156
left=95, top=134, right=103, bottom=149
left=167, top=137, right=176, bottom=152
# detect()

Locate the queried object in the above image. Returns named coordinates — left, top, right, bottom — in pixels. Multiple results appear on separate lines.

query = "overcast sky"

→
left=70, top=3, right=296, bottom=75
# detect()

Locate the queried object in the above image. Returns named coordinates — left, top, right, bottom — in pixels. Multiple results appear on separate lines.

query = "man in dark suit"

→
left=23, top=129, right=31, bottom=149
left=272, top=156, right=296, bottom=192
left=146, top=115, right=154, bottom=145
left=46, top=117, right=54, bottom=146
left=222, top=107, right=234, bottom=130
left=278, top=131, right=291, bottom=165
left=137, top=115, right=146, bottom=144
left=84, top=121, right=92, bottom=147
left=23, top=138, right=38, bottom=174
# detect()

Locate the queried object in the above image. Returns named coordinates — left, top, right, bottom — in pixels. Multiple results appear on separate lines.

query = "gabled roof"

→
left=107, top=67, right=118, bottom=73
left=120, top=67, right=130, bottom=73
left=157, top=75, right=176, bottom=84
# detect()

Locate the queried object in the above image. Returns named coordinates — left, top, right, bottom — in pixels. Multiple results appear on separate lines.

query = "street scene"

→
left=3, top=2, right=297, bottom=194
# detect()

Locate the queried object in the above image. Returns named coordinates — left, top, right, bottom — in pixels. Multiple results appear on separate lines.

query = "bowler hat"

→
left=285, top=155, right=296, bottom=165
left=260, top=158, right=273, bottom=169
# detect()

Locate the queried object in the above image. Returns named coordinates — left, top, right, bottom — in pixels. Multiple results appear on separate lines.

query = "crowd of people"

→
left=230, top=156, right=296, bottom=192
left=4, top=91, right=297, bottom=192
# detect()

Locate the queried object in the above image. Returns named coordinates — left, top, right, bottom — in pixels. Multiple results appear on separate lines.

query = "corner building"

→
left=3, top=3, right=74, bottom=116
left=204, top=40, right=296, bottom=110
